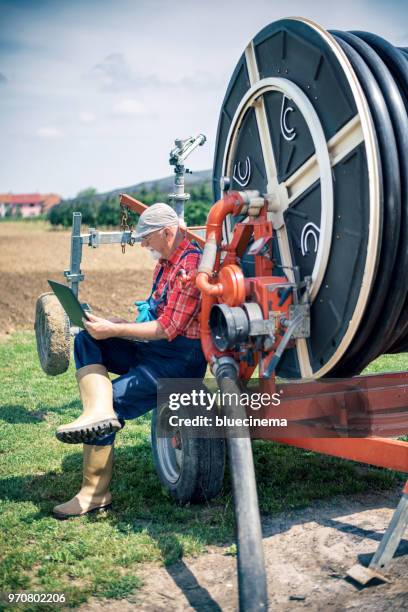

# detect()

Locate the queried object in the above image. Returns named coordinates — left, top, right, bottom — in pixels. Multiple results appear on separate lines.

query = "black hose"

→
left=216, top=368, right=268, bottom=611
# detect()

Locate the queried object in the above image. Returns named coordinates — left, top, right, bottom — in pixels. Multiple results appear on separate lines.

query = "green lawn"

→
left=0, top=332, right=406, bottom=608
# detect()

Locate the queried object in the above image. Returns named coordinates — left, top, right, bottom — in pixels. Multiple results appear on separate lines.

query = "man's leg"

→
left=90, top=344, right=207, bottom=447
left=53, top=443, right=113, bottom=519
left=56, top=364, right=122, bottom=443
left=89, top=363, right=159, bottom=447
left=56, top=332, right=146, bottom=444
left=73, top=330, right=144, bottom=373
left=53, top=363, right=158, bottom=518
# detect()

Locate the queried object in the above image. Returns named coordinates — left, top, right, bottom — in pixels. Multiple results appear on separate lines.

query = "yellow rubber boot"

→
left=53, top=444, right=113, bottom=519
left=56, top=364, right=122, bottom=444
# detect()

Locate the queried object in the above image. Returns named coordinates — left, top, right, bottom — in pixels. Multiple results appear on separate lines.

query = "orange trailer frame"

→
left=253, top=372, right=408, bottom=583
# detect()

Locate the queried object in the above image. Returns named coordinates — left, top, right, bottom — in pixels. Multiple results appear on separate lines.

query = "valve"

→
left=168, top=134, right=207, bottom=220
left=169, top=134, right=206, bottom=168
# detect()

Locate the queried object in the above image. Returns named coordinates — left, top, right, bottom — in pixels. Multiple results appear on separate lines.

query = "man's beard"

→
left=148, top=248, right=162, bottom=261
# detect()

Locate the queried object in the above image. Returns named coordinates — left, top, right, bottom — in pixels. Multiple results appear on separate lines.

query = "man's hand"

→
left=83, top=312, right=168, bottom=341
left=83, top=312, right=119, bottom=340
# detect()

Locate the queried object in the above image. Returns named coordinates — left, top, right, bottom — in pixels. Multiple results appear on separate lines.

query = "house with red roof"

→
left=0, top=193, right=61, bottom=218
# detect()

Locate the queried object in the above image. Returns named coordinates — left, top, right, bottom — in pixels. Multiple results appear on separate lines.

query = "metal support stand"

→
left=64, top=212, right=83, bottom=297
left=63, top=211, right=134, bottom=299
left=169, top=162, right=190, bottom=220
left=347, top=480, right=408, bottom=585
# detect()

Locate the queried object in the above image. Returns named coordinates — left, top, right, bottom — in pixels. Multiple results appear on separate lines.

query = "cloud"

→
left=2, top=0, right=407, bottom=198
left=179, top=70, right=225, bottom=91
left=79, top=111, right=96, bottom=123
left=88, top=53, right=134, bottom=90
left=36, top=127, right=64, bottom=139
left=112, top=98, right=146, bottom=116
left=86, top=53, right=223, bottom=97
left=0, top=72, right=7, bottom=84
left=87, top=52, right=164, bottom=92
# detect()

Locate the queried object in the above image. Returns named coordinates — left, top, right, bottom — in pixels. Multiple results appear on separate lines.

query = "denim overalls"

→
left=74, top=248, right=206, bottom=446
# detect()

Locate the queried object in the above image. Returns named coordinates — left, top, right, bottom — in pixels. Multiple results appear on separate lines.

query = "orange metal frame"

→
left=253, top=372, right=408, bottom=473
left=255, top=366, right=408, bottom=477
left=121, top=191, right=408, bottom=477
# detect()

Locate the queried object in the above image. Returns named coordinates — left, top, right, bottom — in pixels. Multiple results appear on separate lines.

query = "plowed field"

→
left=0, top=221, right=155, bottom=334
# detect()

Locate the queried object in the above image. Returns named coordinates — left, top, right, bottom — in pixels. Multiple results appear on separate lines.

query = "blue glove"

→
left=135, top=299, right=157, bottom=323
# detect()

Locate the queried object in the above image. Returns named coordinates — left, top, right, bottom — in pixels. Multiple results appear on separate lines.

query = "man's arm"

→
left=107, top=316, right=130, bottom=324
left=83, top=312, right=167, bottom=341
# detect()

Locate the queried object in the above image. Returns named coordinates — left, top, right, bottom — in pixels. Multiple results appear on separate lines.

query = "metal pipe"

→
left=66, top=212, right=83, bottom=298
left=196, top=192, right=249, bottom=297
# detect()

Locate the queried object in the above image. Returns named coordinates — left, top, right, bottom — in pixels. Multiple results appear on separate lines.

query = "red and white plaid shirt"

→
left=153, top=237, right=202, bottom=341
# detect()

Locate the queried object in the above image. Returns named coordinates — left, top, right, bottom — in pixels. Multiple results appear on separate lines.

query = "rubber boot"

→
left=56, top=364, right=122, bottom=444
left=53, top=444, right=113, bottom=519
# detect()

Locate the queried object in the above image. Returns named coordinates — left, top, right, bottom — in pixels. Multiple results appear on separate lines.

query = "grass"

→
left=0, top=332, right=406, bottom=608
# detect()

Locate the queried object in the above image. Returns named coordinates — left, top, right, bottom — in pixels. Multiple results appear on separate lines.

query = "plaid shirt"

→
left=153, top=237, right=202, bottom=341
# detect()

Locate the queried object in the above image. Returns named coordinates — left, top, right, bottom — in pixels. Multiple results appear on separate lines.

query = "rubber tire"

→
left=151, top=403, right=226, bottom=504
left=35, top=292, right=70, bottom=376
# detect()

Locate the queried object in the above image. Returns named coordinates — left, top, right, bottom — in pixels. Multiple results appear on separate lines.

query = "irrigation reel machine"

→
left=36, top=18, right=408, bottom=611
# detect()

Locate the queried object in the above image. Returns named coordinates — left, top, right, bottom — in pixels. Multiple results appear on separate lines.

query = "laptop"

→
left=48, top=280, right=91, bottom=328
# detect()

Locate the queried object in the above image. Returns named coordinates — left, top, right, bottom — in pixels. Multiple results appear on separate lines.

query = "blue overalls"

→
left=74, top=248, right=206, bottom=446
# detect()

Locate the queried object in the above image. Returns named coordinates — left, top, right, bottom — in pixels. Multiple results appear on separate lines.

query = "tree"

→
left=47, top=180, right=213, bottom=228
left=76, top=187, right=97, bottom=199
left=99, top=197, right=121, bottom=227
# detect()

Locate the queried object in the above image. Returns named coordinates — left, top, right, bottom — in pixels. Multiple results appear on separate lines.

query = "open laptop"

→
left=48, top=280, right=147, bottom=342
left=48, top=280, right=91, bottom=328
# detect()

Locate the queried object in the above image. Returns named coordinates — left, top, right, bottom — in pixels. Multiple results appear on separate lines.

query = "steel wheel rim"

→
left=156, top=434, right=183, bottom=485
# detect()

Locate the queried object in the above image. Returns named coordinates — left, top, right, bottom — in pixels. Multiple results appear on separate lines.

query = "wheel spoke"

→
left=275, top=226, right=313, bottom=377
left=286, top=115, right=363, bottom=206
left=245, top=42, right=278, bottom=184
left=328, top=114, right=364, bottom=166
left=244, top=47, right=315, bottom=377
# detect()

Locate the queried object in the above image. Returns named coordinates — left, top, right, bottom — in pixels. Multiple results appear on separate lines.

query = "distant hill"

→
left=49, top=169, right=213, bottom=227
left=91, top=169, right=212, bottom=202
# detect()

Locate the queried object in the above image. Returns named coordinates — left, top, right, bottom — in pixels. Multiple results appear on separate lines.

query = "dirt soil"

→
left=79, top=489, right=408, bottom=611
left=0, top=222, right=155, bottom=334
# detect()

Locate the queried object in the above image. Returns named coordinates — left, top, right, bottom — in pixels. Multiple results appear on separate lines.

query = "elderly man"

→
left=53, top=203, right=206, bottom=519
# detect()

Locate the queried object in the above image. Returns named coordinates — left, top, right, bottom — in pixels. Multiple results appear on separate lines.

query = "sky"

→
left=0, top=0, right=406, bottom=198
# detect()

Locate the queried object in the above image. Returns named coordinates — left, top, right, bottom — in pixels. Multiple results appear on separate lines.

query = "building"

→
left=0, top=193, right=61, bottom=218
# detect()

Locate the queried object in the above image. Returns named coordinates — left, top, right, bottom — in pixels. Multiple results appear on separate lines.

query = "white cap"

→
left=134, top=202, right=179, bottom=241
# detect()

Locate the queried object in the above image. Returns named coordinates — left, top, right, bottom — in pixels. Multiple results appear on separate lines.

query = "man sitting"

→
left=53, top=202, right=206, bottom=519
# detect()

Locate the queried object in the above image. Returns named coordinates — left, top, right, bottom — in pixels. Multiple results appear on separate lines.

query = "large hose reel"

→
left=205, top=19, right=408, bottom=610
left=213, top=17, right=408, bottom=379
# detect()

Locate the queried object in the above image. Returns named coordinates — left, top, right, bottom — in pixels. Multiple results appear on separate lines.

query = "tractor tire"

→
left=35, top=292, right=70, bottom=376
left=151, top=402, right=226, bottom=504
